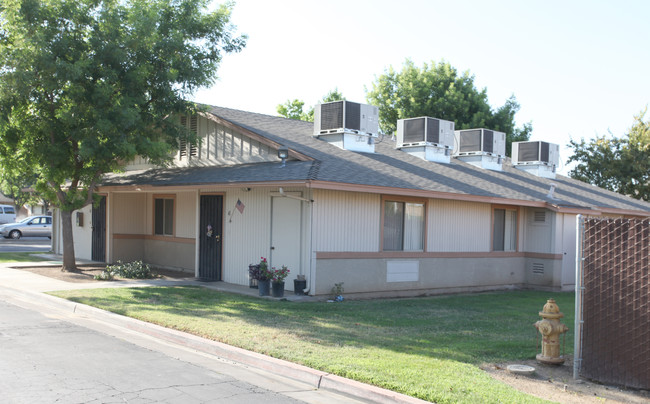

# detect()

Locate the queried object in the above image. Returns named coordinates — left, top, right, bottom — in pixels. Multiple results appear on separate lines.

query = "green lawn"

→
left=51, top=287, right=574, bottom=403
left=0, top=252, right=50, bottom=263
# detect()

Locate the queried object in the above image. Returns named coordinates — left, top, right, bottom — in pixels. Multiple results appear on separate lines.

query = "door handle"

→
left=270, top=246, right=275, bottom=250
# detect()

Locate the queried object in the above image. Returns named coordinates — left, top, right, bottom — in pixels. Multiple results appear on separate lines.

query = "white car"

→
left=0, top=204, right=16, bottom=224
left=0, top=215, right=52, bottom=239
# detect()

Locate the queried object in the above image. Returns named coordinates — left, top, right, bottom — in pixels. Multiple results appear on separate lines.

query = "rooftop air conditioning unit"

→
left=313, top=101, right=379, bottom=137
left=512, top=141, right=560, bottom=167
left=456, top=128, right=506, bottom=156
left=396, top=117, right=455, bottom=149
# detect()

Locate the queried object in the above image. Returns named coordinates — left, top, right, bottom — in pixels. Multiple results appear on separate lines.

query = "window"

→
left=383, top=200, right=425, bottom=251
left=154, top=197, right=174, bottom=236
left=3, top=206, right=14, bottom=214
left=493, top=207, right=517, bottom=251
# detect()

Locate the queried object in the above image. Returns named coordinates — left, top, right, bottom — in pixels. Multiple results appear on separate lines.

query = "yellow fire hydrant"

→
left=534, top=298, right=569, bottom=365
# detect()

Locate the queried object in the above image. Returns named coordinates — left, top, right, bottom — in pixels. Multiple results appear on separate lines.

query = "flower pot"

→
left=293, top=279, right=307, bottom=295
left=271, top=281, right=285, bottom=298
left=258, top=279, right=270, bottom=296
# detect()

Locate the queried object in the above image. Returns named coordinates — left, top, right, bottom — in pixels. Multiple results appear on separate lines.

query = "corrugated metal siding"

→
left=112, top=193, right=147, bottom=234
left=312, top=189, right=380, bottom=252
left=427, top=199, right=491, bottom=252
left=522, top=207, right=555, bottom=253
left=175, top=192, right=196, bottom=238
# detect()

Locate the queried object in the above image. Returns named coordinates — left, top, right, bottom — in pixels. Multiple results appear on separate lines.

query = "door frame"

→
left=197, top=193, right=224, bottom=281
left=270, top=194, right=303, bottom=288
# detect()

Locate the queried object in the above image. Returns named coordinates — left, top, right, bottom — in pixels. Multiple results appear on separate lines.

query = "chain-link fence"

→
left=575, top=217, right=649, bottom=389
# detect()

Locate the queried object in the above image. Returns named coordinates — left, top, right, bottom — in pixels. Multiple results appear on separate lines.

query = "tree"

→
left=0, top=0, right=245, bottom=270
left=365, top=59, right=532, bottom=155
left=0, top=169, right=39, bottom=213
left=276, top=99, right=312, bottom=121
left=277, top=88, right=345, bottom=122
left=568, top=109, right=650, bottom=201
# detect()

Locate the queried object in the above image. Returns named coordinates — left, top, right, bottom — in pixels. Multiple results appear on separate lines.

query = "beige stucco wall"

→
left=523, top=257, right=564, bottom=288
left=143, top=239, right=195, bottom=272
left=314, top=256, right=529, bottom=297
left=112, top=238, right=145, bottom=263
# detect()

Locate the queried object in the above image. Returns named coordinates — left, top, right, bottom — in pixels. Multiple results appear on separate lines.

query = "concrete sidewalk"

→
left=0, top=259, right=427, bottom=404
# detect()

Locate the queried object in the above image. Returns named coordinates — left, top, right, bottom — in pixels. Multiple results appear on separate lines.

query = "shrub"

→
left=105, top=260, right=153, bottom=279
left=93, top=270, right=114, bottom=281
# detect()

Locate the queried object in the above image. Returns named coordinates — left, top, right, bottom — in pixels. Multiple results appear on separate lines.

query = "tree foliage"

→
left=0, top=169, right=39, bottom=211
left=276, top=99, right=312, bottom=121
left=568, top=109, right=650, bottom=201
left=277, top=88, right=345, bottom=122
left=0, top=0, right=245, bottom=269
left=365, top=59, right=531, bottom=155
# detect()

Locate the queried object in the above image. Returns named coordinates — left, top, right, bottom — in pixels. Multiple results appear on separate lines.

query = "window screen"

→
left=493, top=208, right=517, bottom=251
left=154, top=198, right=174, bottom=236
left=383, top=201, right=424, bottom=251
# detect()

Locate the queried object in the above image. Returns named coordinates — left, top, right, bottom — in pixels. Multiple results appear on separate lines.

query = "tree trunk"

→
left=60, top=210, right=77, bottom=271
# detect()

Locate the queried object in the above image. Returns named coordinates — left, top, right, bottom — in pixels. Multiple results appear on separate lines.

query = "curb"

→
left=0, top=286, right=428, bottom=404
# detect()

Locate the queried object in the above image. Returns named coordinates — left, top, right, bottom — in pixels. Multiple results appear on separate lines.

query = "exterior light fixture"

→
left=278, top=146, right=289, bottom=167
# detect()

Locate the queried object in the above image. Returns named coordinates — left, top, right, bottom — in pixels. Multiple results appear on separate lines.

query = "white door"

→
left=271, top=196, right=302, bottom=289
left=561, top=214, right=577, bottom=289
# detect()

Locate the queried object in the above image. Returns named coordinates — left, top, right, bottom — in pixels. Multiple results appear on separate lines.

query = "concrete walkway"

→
left=8, top=254, right=317, bottom=301
left=0, top=258, right=426, bottom=404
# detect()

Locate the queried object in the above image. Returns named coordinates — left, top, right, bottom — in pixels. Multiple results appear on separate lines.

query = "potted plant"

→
left=270, top=265, right=290, bottom=298
left=256, top=257, right=272, bottom=296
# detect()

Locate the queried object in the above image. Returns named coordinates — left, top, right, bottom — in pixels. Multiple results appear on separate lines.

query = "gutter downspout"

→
left=303, top=182, right=314, bottom=295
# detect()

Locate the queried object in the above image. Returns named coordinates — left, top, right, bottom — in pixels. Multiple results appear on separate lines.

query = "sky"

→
left=193, top=0, right=650, bottom=174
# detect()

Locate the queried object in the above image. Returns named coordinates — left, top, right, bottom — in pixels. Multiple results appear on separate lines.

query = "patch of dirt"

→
left=14, top=264, right=193, bottom=283
left=483, top=357, right=650, bottom=403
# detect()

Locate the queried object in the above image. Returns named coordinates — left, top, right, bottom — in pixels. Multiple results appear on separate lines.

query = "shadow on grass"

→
left=63, top=287, right=575, bottom=366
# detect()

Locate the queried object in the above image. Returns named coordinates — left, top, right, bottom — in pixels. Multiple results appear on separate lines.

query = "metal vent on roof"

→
left=344, top=102, right=360, bottom=130
left=532, top=262, right=545, bottom=275
left=456, top=128, right=505, bottom=156
left=313, top=101, right=379, bottom=137
left=512, top=141, right=559, bottom=166
left=397, top=117, right=454, bottom=148
left=319, top=102, right=344, bottom=130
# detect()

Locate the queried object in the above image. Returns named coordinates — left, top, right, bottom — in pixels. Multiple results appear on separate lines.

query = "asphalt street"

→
left=0, top=296, right=363, bottom=404
left=0, top=237, right=52, bottom=253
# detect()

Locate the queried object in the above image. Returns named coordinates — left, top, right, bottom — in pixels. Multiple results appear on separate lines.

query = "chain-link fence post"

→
left=573, top=214, right=584, bottom=379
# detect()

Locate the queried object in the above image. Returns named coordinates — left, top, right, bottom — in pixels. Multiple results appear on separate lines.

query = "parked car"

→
left=0, top=204, right=16, bottom=224
left=0, top=215, right=52, bottom=239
